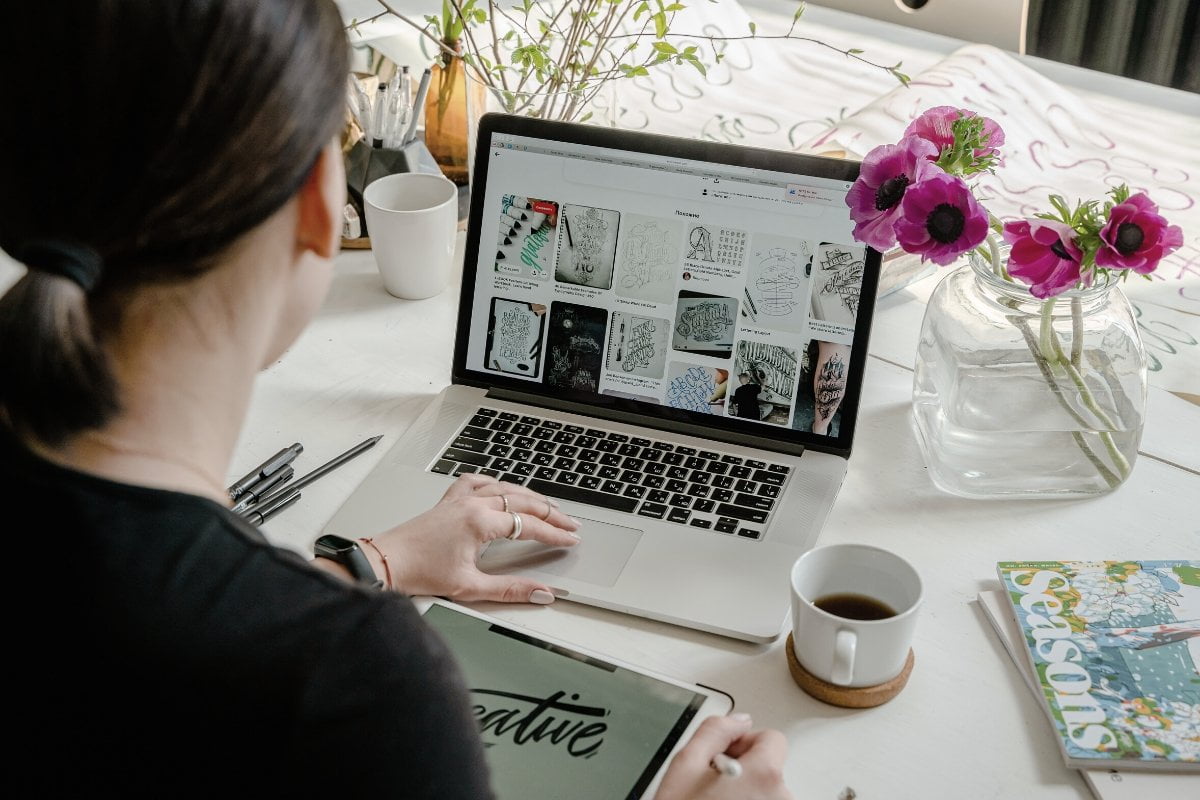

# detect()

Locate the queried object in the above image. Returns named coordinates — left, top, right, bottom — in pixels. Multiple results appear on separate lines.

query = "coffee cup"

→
left=363, top=172, right=458, bottom=299
left=790, top=543, right=922, bottom=688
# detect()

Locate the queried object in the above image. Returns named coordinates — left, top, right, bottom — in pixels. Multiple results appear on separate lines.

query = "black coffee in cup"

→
left=813, top=592, right=896, bottom=621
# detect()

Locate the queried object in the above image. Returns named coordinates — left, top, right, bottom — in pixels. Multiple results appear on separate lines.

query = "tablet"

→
left=415, top=599, right=734, bottom=800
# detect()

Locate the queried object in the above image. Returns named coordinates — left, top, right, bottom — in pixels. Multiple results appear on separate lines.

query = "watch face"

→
left=315, top=534, right=356, bottom=555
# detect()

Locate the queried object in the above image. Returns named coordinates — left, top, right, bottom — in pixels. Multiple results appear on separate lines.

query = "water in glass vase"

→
left=912, top=252, right=1146, bottom=499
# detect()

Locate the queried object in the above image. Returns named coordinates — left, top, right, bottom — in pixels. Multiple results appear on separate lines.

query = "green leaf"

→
left=653, top=41, right=678, bottom=55
left=794, top=3, right=806, bottom=23
left=848, top=48, right=863, bottom=55
left=748, top=21, right=757, bottom=35
left=653, top=11, right=668, bottom=38
left=634, top=2, right=649, bottom=22
left=665, top=3, right=687, bottom=10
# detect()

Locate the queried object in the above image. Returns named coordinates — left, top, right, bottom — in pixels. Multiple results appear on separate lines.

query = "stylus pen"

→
left=227, top=442, right=303, bottom=500
left=254, top=435, right=383, bottom=508
left=242, top=488, right=301, bottom=526
left=229, top=464, right=294, bottom=514
left=710, top=753, right=742, bottom=779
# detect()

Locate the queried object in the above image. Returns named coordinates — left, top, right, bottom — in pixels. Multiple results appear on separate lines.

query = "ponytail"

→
left=0, top=267, right=118, bottom=445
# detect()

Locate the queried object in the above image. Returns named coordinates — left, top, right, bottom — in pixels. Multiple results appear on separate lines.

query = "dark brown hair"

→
left=0, top=0, right=348, bottom=445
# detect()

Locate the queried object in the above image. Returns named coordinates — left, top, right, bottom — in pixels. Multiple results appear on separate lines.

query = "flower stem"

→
left=1070, top=297, right=1083, bottom=369
left=1036, top=298, right=1131, bottom=480
left=985, top=233, right=1004, bottom=280
left=1011, top=312, right=1122, bottom=490
left=1038, top=298, right=1057, bottom=362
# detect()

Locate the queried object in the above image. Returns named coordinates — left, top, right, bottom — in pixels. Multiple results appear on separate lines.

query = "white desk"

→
left=241, top=5, right=1198, bottom=797
left=234, top=227, right=1198, bottom=798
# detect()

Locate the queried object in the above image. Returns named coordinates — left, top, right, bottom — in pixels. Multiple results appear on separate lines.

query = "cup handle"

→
left=832, top=629, right=856, bottom=686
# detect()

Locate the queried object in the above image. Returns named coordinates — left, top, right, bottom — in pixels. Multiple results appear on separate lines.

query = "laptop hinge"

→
left=485, top=387, right=809, bottom=458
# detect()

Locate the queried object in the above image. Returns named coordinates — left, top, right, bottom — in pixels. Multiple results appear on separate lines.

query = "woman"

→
left=0, top=1, right=791, bottom=797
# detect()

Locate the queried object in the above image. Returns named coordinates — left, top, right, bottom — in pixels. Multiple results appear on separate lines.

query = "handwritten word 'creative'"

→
left=472, top=688, right=608, bottom=757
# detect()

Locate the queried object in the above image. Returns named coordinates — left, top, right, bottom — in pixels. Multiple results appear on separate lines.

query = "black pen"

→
left=242, top=488, right=301, bottom=526
left=229, top=464, right=294, bottom=514
left=254, top=435, right=383, bottom=507
left=227, top=442, right=303, bottom=500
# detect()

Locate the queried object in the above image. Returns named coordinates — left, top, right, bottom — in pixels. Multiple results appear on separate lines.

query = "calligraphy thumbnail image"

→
left=791, top=338, right=852, bottom=437
left=742, top=235, right=812, bottom=334
left=614, top=214, right=681, bottom=304
left=485, top=298, right=547, bottom=379
left=727, top=339, right=797, bottom=427
left=495, top=194, right=559, bottom=281
left=555, top=204, right=619, bottom=289
left=606, top=311, right=669, bottom=379
left=545, top=302, right=609, bottom=393
left=664, top=362, right=729, bottom=415
left=684, top=224, right=747, bottom=269
left=810, top=241, right=866, bottom=328
left=671, top=289, right=738, bottom=359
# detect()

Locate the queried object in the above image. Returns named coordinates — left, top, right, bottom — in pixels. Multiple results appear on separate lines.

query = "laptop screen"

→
left=454, top=115, right=880, bottom=458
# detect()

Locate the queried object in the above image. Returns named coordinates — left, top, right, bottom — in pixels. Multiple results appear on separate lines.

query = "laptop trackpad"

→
left=478, top=517, right=642, bottom=588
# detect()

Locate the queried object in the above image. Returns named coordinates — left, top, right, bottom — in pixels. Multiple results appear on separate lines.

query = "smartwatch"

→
left=313, top=534, right=383, bottom=589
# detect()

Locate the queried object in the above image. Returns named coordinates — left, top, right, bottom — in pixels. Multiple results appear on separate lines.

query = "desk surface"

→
left=250, top=13, right=1197, bottom=798
left=235, top=231, right=1198, bottom=799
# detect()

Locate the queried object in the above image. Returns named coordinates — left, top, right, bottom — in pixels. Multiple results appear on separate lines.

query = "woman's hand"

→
left=367, top=474, right=580, bottom=603
left=654, top=714, right=793, bottom=800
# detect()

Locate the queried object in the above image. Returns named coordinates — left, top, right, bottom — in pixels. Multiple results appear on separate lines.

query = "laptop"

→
left=323, top=114, right=881, bottom=643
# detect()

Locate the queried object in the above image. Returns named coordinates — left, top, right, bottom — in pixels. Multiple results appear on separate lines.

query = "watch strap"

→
left=314, top=534, right=383, bottom=589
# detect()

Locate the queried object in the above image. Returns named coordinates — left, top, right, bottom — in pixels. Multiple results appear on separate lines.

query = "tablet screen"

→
left=422, top=603, right=706, bottom=800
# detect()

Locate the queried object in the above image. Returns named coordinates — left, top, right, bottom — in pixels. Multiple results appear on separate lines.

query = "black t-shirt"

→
left=3, top=430, right=494, bottom=799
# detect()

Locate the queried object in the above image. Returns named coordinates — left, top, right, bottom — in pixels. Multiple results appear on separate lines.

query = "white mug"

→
left=790, top=544, right=922, bottom=688
left=363, top=172, right=458, bottom=299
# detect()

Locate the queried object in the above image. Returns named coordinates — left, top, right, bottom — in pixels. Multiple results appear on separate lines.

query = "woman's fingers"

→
left=677, top=714, right=754, bottom=766
left=487, top=506, right=581, bottom=547
left=488, top=491, right=578, bottom=533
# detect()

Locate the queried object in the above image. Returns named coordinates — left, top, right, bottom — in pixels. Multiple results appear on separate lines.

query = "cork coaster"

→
left=341, top=236, right=372, bottom=250
left=786, top=633, right=914, bottom=709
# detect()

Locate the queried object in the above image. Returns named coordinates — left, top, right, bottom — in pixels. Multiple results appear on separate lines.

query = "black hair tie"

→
left=19, top=239, right=104, bottom=293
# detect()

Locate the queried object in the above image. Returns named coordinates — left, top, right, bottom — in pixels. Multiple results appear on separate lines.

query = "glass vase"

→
left=911, top=249, right=1148, bottom=499
left=424, top=49, right=485, bottom=186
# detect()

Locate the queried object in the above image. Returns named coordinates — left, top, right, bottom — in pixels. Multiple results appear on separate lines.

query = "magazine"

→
left=994, top=561, right=1200, bottom=773
left=976, top=590, right=1200, bottom=799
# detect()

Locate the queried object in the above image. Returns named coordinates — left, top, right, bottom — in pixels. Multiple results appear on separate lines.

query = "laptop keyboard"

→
left=428, top=407, right=790, bottom=540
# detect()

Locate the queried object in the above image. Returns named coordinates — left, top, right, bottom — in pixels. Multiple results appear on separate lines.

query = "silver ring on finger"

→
left=540, top=498, right=553, bottom=521
left=508, top=511, right=523, bottom=540
left=500, top=494, right=510, bottom=513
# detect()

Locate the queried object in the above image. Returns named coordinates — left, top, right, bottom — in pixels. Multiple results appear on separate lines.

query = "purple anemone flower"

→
left=894, top=172, right=989, bottom=265
left=1095, top=192, right=1184, bottom=274
left=1002, top=219, right=1085, bottom=299
left=904, top=105, right=1005, bottom=160
left=846, top=136, right=940, bottom=251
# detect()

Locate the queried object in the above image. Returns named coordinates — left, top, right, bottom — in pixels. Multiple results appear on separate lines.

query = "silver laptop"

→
left=324, top=115, right=881, bottom=643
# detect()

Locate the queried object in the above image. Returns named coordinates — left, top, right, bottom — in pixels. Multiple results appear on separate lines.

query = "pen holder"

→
left=342, top=137, right=442, bottom=249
